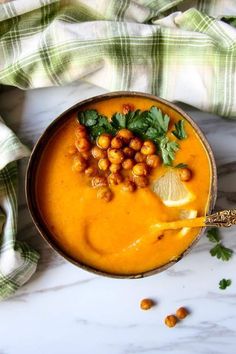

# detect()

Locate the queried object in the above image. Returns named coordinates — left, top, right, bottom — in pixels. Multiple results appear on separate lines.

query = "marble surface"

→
left=0, top=81, right=236, bottom=354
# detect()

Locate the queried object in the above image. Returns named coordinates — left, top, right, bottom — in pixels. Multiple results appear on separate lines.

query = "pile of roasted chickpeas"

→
left=69, top=122, right=161, bottom=202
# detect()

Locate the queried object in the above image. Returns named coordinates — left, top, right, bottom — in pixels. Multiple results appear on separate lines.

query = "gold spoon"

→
left=151, top=209, right=236, bottom=231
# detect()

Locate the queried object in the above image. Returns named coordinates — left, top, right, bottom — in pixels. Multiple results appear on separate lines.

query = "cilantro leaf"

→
left=111, top=112, right=127, bottom=129
left=77, top=110, right=98, bottom=127
left=172, top=120, right=187, bottom=140
left=160, top=137, right=179, bottom=165
left=146, top=106, right=170, bottom=136
left=210, top=243, right=233, bottom=261
left=207, top=228, right=220, bottom=243
left=126, top=110, right=149, bottom=132
left=175, top=163, right=188, bottom=169
left=219, top=278, right=231, bottom=290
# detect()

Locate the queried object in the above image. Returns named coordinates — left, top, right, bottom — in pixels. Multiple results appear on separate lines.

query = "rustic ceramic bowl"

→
left=26, top=91, right=217, bottom=279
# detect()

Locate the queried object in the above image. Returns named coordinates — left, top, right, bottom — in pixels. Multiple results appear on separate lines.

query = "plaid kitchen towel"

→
left=0, top=117, right=39, bottom=300
left=0, top=0, right=236, bottom=299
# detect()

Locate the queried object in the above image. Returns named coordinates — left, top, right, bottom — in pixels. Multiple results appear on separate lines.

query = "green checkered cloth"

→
left=0, top=0, right=236, bottom=300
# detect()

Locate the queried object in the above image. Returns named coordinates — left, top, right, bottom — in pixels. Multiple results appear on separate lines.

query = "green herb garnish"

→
left=175, top=163, right=188, bottom=169
left=77, top=106, right=181, bottom=165
left=159, top=137, right=179, bottom=166
left=172, top=120, right=187, bottom=140
left=210, top=243, right=233, bottom=261
left=207, top=228, right=220, bottom=243
left=219, top=278, right=232, bottom=290
left=207, top=228, right=233, bottom=261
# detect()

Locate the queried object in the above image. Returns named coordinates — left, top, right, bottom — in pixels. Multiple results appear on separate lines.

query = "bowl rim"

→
left=25, top=91, right=217, bottom=279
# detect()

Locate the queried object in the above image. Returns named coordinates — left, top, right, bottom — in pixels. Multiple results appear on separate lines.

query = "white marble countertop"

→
left=0, top=82, right=236, bottom=354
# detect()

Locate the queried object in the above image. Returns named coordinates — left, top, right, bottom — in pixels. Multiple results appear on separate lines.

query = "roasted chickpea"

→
left=122, top=103, right=135, bottom=114
left=75, top=137, right=90, bottom=152
left=134, top=152, right=146, bottom=163
left=67, top=145, right=77, bottom=155
left=133, top=175, right=148, bottom=188
left=123, top=146, right=135, bottom=158
left=85, top=166, right=97, bottom=177
left=117, top=129, right=134, bottom=143
left=140, top=299, right=155, bottom=310
left=91, top=176, right=108, bottom=188
left=122, top=158, right=135, bottom=170
left=141, top=140, right=156, bottom=155
left=110, top=163, right=122, bottom=173
left=122, top=179, right=136, bottom=193
left=133, top=162, right=148, bottom=176
left=108, top=148, right=125, bottom=165
left=91, top=146, right=107, bottom=159
left=108, top=172, right=123, bottom=186
left=129, top=137, right=143, bottom=151
left=179, top=168, right=192, bottom=182
left=75, top=125, right=87, bottom=138
left=97, top=133, right=111, bottom=150
left=81, top=150, right=91, bottom=160
left=146, top=154, right=161, bottom=168
left=176, top=307, right=188, bottom=320
left=98, top=158, right=110, bottom=171
left=111, top=136, right=123, bottom=149
left=97, top=187, right=113, bottom=202
left=164, top=315, right=178, bottom=328
left=71, top=156, right=86, bottom=172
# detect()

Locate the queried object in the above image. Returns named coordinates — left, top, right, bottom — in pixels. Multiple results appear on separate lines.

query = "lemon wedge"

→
left=152, top=169, right=194, bottom=207
left=178, top=209, right=198, bottom=236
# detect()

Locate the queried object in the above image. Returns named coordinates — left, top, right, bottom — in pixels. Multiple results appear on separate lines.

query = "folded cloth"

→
left=0, top=117, right=39, bottom=300
left=0, top=0, right=236, bottom=300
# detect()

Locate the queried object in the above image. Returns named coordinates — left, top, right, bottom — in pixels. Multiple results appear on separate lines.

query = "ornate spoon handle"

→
left=205, top=209, right=236, bottom=227
left=151, top=209, right=236, bottom=231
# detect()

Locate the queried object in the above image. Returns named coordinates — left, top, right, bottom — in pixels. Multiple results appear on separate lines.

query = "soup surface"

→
left=36, top=96, right=212, bottom=275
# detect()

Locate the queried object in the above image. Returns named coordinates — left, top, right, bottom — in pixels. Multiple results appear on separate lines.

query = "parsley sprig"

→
left=206, top=228, right=233, bottom=261
left=219, top=278, right=232, bottom=290
left=77, top=106, right=187, bottom=166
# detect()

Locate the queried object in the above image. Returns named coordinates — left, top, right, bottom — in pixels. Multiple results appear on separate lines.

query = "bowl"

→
left=26, top=91, right=217, bottom=278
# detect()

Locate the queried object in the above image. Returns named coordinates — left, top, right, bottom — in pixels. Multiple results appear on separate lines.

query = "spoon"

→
left=151, top=209, right=236, bottom=231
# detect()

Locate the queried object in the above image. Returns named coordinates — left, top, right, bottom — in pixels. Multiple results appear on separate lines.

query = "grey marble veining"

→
left=0, top=81, right=236, bottom=354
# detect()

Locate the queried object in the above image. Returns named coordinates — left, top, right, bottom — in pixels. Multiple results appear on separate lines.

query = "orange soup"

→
left=36, top=96, right=212, bottom=275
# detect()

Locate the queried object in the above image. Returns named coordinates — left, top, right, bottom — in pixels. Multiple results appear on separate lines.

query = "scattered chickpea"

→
left=97, top=187, right=113, bottom=202
left=164, top=315, right=178, bottom=328
left=146, top=154, right=161, bottom=168
left=85, top=166, right=97, bottom=177
left=111, top=136, right=123, bottom=149
left=117, top=129, right=134, bottom=143
left=134, top=152, right=146, bottom=163
left=97, top=133, right=112, bottom=150
left=67, top=145, right=77, bottom=155
left=133, top=162, right=149, bottom=177
left=71, top=156, right=87, bottom=172
left=123, top=146, right=135, bottom=158
left=179, top=168, right=192, bottom=182
left=75, top=125, right=87, bottom=138
left=140, top=299, right=155, bottom=311
left=122, top=158, right=135, bottom=170
left=75, top=137, right=91, bottom=152
left=176, top=307, right=188, bottom=320
left=133, top=175, right=148, bottom=188
left=108, top=148, right=125, bottom=165
left=81, top=150, right=91, bottom=160
left=109, top=163, right=122, bottom=173
left=141, top=140, right=156, bottom=155
left=108, top=172, right=123, bottom=186
left=122, top=103, right=135, bottom=114
left=91, top=146, right=107, bottom=159
left=91, top=176, right=108, bottom=188
left=98, top=158, right=110, bottom=171
left=122, top=179, right=136, bottom=193
left=129, top=137, right=143, bottom=151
